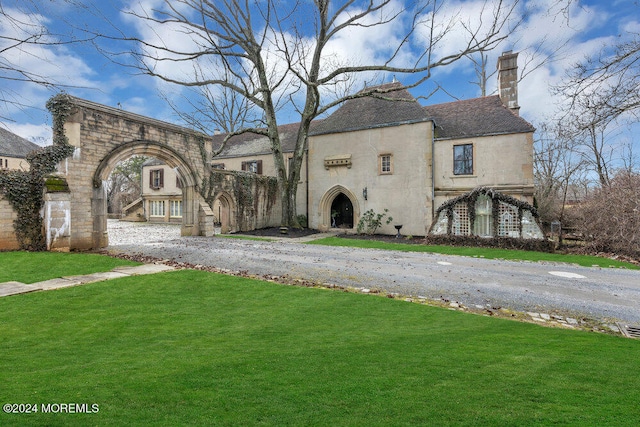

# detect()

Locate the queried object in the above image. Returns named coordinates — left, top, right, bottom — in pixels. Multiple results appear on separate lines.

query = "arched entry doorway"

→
left=331, top=193, right=353, bottom=228
left=212, top=192, right=235, bottom=234
left=318, top=185, right=360, bottom=231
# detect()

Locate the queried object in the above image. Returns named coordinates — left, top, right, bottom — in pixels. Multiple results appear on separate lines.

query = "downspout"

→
left=305, top=149, right=309, bottom=223
left=430, top=120, right=436, bottom=220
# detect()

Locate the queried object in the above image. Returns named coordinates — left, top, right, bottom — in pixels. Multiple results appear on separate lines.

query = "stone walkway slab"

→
left=0, top=263, right=176, bottom=297
left=113, top=264, right=176, bottom=275
left=0, top=282, right=41, bottom=297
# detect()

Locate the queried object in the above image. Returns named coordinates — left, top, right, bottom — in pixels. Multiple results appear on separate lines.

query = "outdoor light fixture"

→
left=363, top=187, right=368, bottom=200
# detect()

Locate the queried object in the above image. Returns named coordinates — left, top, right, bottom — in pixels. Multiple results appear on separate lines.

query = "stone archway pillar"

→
left=92, top=184, right=108, bottom=248
left=181, top=185, right=195, bottom=236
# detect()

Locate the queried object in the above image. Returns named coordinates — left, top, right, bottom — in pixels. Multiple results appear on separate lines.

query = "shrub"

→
left=296, top=214, right=308, bottom=229
left=572, top=171, right=640, bottom=259
left=357, top=209, right=393, bottom=235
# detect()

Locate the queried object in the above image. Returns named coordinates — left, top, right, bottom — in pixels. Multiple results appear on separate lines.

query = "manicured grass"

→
left=307, top=236, right=640, bottom=269
left=1, top=269, right=639, bottom=426
left=0, top=251, right=141, bottom=284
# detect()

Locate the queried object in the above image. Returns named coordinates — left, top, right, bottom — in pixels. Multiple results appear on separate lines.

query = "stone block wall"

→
left=0, top=197, right=19, bottom=251
left=43, top=191, right=71, bottom=251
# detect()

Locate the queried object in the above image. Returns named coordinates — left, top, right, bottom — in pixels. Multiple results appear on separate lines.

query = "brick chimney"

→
left=497, top=51, right=519, bottom=115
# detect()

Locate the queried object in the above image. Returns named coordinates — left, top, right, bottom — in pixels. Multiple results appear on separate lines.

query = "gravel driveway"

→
left=107, top=220, right=640, bottom=327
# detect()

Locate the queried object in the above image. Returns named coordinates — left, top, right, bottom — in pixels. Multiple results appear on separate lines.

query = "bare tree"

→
left=111, top=0, right=521, bottom=228
left=0, top=1, right=91, bottom=121
left=552, top=2, right=639, bottom=185
left=559, top=17, right=640, bottom=126
left=533, top=122, right=585, bottom=244
left=106, top=156, right=147, bottom=215
left=573, top=170, right=640, bottom=259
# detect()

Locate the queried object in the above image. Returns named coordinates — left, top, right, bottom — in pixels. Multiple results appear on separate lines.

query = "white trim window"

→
left=473, top=195, right=493, bottom=237
left=150, top=200, right=165, bottom=217
left=379, top=154, right=393, bottom=174
left=170, top=200, right=182, bottom=218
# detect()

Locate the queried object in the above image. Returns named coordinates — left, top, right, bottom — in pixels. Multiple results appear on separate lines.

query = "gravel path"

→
left=107, top=220, right=640, bottom=326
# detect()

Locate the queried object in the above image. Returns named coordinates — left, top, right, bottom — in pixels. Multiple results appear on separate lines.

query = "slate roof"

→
left=213, top=121, right=322, bottom=158
left=210, top=84, right=535, bottom=158
left=309, top=82, right=429, bottom=136
left=142, top=158, right=165, bottom=167
left=423, top=95, right=535, bottom=140
left=0, top=127, right=40, bottom=158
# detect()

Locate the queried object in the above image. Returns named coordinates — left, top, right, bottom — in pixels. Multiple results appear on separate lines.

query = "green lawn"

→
left=308, top=236, right=640, bottom=269
left=0, top=251, right=141, bottom=284
left=1, top=267, right=639, bottom=426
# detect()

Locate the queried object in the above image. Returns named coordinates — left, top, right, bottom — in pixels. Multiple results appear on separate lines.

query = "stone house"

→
left=208, top=51, right=534, bottom=236
left=137, top=158, right=184, bottom=223
left=97, top=51, right=533, bottom=239
left=0, top=127, right=40, bottom=171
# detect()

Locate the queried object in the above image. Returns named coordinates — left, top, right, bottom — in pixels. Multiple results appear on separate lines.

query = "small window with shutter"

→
left=241, top=160, right=262, bottom=174
left=150, top=169, right=164, bottom=189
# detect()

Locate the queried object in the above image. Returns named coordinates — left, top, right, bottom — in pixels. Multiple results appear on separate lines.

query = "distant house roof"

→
left=309, top=82, right=429, bottom=136
left=213, top=121, right=322, bottom=159
left=0, top=127, right=40, bottom=158
left=423, top=95, right=535, bottom=140
left=142, top=158, right=165, bottom=167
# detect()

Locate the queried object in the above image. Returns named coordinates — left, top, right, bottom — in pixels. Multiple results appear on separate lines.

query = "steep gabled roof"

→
left=212, top=121, right=322, bottom=158
left=423, top=95, right=535, bottom=140
left=210, top=85, right=536, bottom=158
left=0, top=127, right=40, bottom=158
left=309, top=82, right=430, bottom=136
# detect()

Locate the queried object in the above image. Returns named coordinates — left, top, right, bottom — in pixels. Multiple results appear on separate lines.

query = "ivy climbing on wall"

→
left=0, top=93, right=75, bottom=250
left=194, top=132, right=279, bottom=232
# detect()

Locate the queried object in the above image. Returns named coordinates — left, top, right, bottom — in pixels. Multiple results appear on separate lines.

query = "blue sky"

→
left=1, top=0, right=638, bottom=159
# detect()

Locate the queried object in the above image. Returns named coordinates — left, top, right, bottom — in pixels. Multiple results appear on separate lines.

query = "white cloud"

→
left=5, top=122, right=52, bottom=146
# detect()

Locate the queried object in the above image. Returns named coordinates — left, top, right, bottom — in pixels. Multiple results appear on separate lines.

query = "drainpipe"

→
left=305, top=150, right=309, bottom=223
left=430, top=120, right=436, bottom=220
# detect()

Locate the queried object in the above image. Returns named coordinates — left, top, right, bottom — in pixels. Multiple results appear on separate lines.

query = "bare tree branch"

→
left=102, top=0, right=522, bottom=227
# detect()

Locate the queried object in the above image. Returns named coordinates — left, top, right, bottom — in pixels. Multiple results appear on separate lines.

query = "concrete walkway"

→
left=0, top=264, right=175, bottom=298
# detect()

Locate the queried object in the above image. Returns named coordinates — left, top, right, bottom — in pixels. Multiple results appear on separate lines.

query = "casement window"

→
left=0, top=158, right=7, bottom=169
left=212, top=163, right=225, bottom=170
left=473, top=195, right=493, bottom=237
left=149, top=200, right=165, bottom=217
left=453, top=144, right=473, bottom=175
left=241, top=160, right=262, bottom=174
left=150, top=169, right=164, bottom=189
left=379, top=154, right=393, bottom=174
left=170, top=200, right=182, bottom=218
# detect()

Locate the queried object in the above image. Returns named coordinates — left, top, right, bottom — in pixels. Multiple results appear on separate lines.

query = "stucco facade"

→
left=308, top=121, right=433, bottom=236
left=141, top=161, right=184, bottom=223
left=433, top=131, right=535, bottom=208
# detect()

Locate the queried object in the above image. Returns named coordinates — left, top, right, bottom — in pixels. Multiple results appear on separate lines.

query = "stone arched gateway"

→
left=59, top=96, right=216, bottom=250
left=212, top=191, right=235, bottom=234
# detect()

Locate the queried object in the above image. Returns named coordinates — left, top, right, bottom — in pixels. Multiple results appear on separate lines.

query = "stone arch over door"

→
left=319, top=185, right=360, bottom=231
left=92, top=141, right=201, bottom=247
left=212, top=191, right=236, bottom=234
